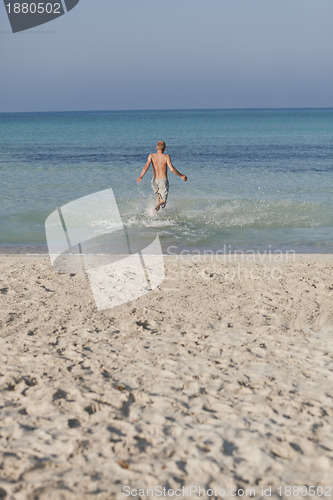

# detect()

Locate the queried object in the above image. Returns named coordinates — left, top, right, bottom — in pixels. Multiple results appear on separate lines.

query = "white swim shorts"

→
left=151, top=178, right=169, bottom=203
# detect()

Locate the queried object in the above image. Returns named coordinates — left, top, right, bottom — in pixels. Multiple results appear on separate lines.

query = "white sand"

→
left=0, top=254, right=333, bottom=499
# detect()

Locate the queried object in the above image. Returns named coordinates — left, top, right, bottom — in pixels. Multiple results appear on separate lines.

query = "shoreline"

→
left=1, top=246, right=333, bottom=256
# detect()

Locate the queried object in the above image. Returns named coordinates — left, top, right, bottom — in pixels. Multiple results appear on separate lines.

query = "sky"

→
left=1, top=0, right=333, bottom=112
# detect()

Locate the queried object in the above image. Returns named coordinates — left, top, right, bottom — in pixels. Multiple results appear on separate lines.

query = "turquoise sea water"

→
left=0, top=108, right=332, bottom=253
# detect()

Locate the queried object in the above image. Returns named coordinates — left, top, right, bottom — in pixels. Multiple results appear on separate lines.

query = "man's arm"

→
left=137, top=155, right=152, bottom=183
left=167, top=156, right=187, bottom=181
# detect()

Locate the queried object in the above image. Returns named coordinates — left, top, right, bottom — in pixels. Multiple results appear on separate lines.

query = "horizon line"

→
left=1, top=106, right=333, bottom=115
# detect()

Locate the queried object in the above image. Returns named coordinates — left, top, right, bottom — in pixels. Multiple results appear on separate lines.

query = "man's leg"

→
left=155, top=194, right=162, bottom=211
left=154, top=180, right=168, bottom=211
left=155, top=195, right=167, bottom=211
left=152, top=180, right=161, bottom=210
left=155, top=196, right=166, bottom=211
left=160, top=181, right=168, bottom=209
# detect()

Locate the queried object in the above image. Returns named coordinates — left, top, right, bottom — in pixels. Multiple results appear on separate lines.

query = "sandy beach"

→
left=1, top=253, right=333, bottom=499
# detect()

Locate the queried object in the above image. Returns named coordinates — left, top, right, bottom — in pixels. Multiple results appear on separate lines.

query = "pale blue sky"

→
left=1, top=0, right=333, bottom=111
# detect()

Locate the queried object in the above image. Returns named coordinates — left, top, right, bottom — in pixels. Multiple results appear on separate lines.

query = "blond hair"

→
left=156, top=141, right=166, bottom=151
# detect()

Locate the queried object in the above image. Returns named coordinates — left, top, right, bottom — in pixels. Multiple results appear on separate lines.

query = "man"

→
left=137, top=141, right=187, bottom=211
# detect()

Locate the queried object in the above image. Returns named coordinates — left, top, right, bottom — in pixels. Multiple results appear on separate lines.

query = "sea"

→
left=0, top=108, right=332, bottom=254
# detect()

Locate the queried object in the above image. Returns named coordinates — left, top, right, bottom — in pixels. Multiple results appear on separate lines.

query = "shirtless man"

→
left=137, top=141, right=187, bottom=211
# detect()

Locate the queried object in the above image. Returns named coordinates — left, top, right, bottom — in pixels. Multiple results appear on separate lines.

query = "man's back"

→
left=137, top=140, right=187, bottom=211
left=150, top=152, right=169, bottom=179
